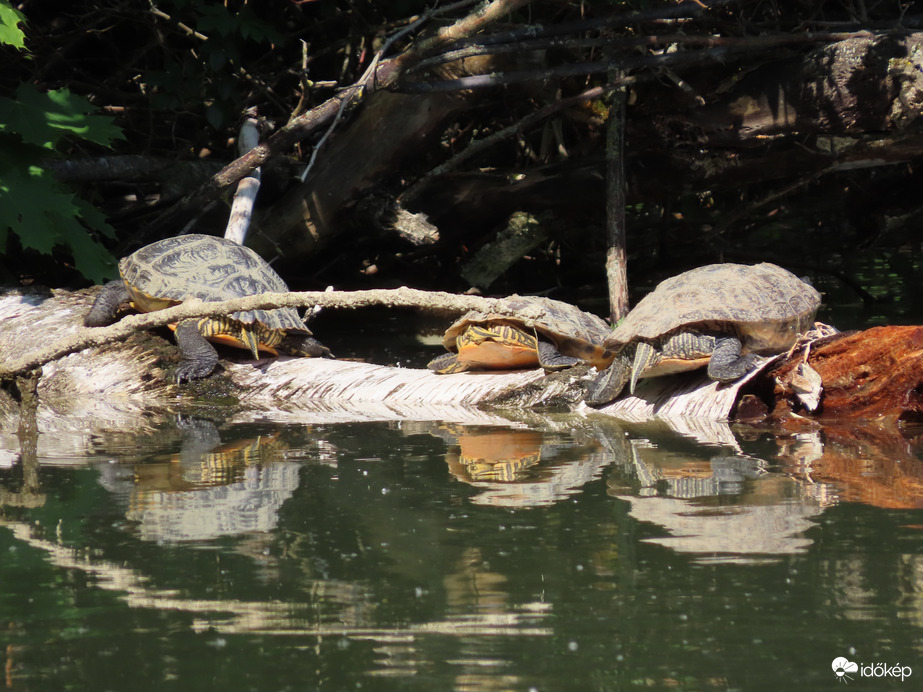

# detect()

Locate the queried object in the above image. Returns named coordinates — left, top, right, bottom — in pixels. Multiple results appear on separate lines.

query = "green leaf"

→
left=0, top=83, right=123, bottom=150
left=71, top=198, right=117, bottom=240
left=0, top=161, right=117, bottom=283
left=62, top=223, right=118, bottom=283
left=0, top=0, right=27, bottom=50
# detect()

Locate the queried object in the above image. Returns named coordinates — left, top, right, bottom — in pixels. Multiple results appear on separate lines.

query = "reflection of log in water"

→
left=0, top=518, right=553, bottom=638
left=776, top=424, right=923, bottom=509
left=606, top=437, right=826, bottom=561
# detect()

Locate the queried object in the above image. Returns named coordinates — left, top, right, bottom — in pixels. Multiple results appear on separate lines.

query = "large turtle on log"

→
left=85, top=234, right=331, bottom=381
left=428, top=295, right=615, bottom=374
left=586, top=262, right=821, bottom=405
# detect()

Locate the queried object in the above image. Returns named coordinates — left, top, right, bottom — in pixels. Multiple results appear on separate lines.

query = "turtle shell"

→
left=442, top=295, right=614, bottom=368
left=605, top=263, right=820, bottom=353
left=120, top=234, right=306, bottom=333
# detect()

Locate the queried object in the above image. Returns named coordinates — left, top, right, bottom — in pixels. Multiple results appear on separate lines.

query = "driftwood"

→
left=4, top=288, right=923, bottom=437
left=766, top=326, right=923, bottom=425
left=0, top=287, right=561, bottom=380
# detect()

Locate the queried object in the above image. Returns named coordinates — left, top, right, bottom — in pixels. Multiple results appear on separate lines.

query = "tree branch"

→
left=397, top=31, right=879, bottom=92
left=0, top=288, right=540, bottom=380
left=139, top=0, right=536, bottom=240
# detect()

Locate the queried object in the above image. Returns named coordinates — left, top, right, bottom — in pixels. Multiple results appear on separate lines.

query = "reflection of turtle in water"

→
left=587, top=263, right=821, bottom=405
left=85, top=234, right=331, bottom=381
left=446, top=427, right=544, bottom=482
left=428, top=295, right=614, bottom=374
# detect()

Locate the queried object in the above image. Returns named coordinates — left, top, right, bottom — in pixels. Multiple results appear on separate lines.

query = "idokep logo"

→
left=832, top=657, right=858, bottom=683
left=832, top=656, right=912, bottom=684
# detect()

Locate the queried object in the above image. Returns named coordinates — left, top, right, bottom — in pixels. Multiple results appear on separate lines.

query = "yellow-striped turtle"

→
left=586, top=262, right=821, bottom=405
left=85, top=234, right=330, bottom=381
left=427, top=295, right=614, bottom=374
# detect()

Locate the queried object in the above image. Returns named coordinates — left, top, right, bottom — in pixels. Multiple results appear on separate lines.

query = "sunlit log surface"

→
left=4, top=290, right=923, bottom=435
left=3, top=288, right=923, bottom=512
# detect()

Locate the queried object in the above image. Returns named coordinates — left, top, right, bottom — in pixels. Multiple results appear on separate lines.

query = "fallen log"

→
left=3, top=288, right=923, bottom=435
left=765, top=326, right=923, bottom=426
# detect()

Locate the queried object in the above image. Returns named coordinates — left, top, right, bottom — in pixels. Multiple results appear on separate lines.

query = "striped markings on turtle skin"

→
left=428, top=296, right=614, bottom=375
left=85, top=234, right=332, bottom=381
left=586, top=262, right=822, bottom=406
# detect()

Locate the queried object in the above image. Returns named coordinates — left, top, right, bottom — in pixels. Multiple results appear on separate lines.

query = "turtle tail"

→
left=629, top=342, right=658, bottom=394
left=239, top=325, right=261, bottom=360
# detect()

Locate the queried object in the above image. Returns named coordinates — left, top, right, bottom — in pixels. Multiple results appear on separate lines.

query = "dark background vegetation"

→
left=2, top=0, right=923, bottom=325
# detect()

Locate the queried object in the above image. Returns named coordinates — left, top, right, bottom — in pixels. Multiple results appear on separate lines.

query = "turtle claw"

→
left=174, top=359, right=217, bottom=383
left=173, top=319, right=219, bottom=382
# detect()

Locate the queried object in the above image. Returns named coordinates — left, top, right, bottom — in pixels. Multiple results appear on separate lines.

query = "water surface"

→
left=1, top=413, right=920, bottom=691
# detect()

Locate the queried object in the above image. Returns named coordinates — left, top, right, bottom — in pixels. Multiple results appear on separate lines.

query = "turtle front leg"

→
left=174, top=319, right=219, bottom=382
left=585, top=349, right=633, bottom=406
left=85, top=280, right=130, bottom=327
left=707, top=336, right=758, bottom=382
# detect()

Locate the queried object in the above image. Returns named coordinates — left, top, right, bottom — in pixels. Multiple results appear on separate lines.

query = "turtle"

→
left=585, top=262, right=821, bottom=405
left=85, top=234, right=331, bottom=381
left=427, top=295, right=615, bottom=374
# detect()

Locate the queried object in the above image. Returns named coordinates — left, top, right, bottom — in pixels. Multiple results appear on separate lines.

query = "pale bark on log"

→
left=4, top=289, right=923, bottom=442
left=224, top=112, right=263, bottom=245
left=0, top=287, right=563, bottom=379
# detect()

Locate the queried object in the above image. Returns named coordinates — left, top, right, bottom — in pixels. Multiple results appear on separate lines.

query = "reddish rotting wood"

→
left=769, top=326, right=923, bottom=424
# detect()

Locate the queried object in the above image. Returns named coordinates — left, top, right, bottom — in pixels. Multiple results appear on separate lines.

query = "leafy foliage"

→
left=0, top=84, right=123, bottom=283
left=0, top=83, right=123, bottom=149
left=0, top=0, right=25, bottom=50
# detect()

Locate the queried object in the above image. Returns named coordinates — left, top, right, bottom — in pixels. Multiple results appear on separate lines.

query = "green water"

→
left=1, top=417, right=921, bottom=691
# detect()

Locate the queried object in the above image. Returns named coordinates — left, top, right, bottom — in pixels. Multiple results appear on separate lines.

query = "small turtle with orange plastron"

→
left=427, top=295, right=615, bottom=374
